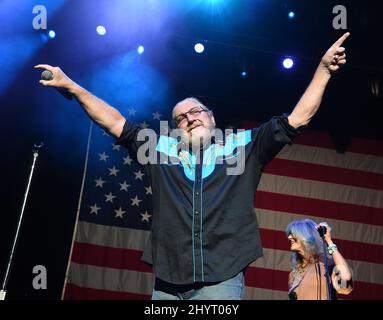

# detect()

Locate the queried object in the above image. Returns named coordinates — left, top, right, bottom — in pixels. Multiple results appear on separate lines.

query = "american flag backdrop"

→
left=63, top=115, right=383, bottom=300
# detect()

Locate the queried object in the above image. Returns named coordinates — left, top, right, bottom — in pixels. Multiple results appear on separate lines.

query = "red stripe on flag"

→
left=71, top=242, right=153, bottom=272
left=245, top=266, right=288, bottom=292
left=342, top=280, right=383, bottom=300
left=245, top=267, right=383, bottom=300
left=264, top=158, right=383, bottom=190
left=294, top=132, right=383, bottom=157
left=69, top=242, right=383, bottom=300
left=64, top=283, right=151, bottom=300
left=72, top=231, right=382, bottom=272
left=255, top=191, right=383, bottom=226
left=259, top=229, right=383, bottom=264
left=242, top=121, right=383, bottom=156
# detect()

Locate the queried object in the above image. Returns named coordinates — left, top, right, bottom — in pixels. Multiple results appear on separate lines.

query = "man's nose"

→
left=186, top=114, right=197, bottom=123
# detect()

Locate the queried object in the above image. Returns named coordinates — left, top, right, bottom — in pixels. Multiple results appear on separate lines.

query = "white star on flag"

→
left=123, top=155, right=133, bottom=165
left=128, top=108, right=137, bottom=116
left=105, top=192, right=116, bottom=203
left=139, top=121, right=150, bottom=129
left=114, top=207, right=126, bottom=219
left=89, top=203, right=101, bottom=214
left=108, top=166, right=120, bottom=176
left=119, top=180, right=130, bottom=192
left=95, top=177, right=106, bottom=188
left=140, top=211, right=152, bottom=222
left=145, top=186, right=152, bottom=195
left=152, top=111, right=162, bottom=120
left=99, top=152, right=109, bottom=162
left=102, top=130, right=109, bottom=136
left=112, top=143, right=121, bottom=151
left=134, top=170, right=144, bottom=180
left=131, top=195, right=142, bottom=207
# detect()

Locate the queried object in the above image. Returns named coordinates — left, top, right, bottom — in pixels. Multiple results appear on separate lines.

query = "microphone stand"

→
left=0, top=142, right=44, bottom=300
left=318, top=228, right=332, bottom=300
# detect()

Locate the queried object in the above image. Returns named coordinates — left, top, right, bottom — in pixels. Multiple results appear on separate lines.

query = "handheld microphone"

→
left=317, top=225, right=327, bottom=237
left=41, top=70, right=73, bottom=100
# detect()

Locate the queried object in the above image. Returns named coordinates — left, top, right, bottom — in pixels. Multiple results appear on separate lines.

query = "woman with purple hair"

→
left=286, top=219, right=353, bottom=300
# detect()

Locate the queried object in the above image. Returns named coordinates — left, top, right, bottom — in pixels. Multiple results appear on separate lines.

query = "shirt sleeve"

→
left=252, top=113, right=302, bottom=166
left=114, top=120, right=152, bottom=167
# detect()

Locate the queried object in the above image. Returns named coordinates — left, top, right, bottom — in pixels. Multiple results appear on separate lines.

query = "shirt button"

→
left=195, top=192, right=200, bottom=196
left=194, top=233, right=199, bottom=238
left=195, top=210, right=199, bottom=215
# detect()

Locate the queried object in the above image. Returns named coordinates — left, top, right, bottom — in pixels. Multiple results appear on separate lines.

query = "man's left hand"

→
left=320, top=32, right=350, bottom=75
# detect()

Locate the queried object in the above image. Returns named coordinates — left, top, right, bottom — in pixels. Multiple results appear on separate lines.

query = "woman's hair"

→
left=285, top=219, right=331, bottom=270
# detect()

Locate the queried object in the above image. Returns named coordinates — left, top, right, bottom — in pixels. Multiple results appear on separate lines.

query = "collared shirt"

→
left=116, top=114, right=300, bottom=285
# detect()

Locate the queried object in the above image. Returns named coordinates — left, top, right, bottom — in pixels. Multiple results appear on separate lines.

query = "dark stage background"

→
left=0, top=0, right=382, bottom=299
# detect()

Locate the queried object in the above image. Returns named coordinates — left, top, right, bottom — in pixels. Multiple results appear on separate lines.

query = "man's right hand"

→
left=34, top=64, right=74, bottom=90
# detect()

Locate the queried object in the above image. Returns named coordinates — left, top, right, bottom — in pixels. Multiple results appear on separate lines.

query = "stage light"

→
left=194, top=43, right=204, bottom=54
left=288, top=11, right=295, bottom=19
left=137, top=45, right=144, bottom=54
left=282, top=57, right=294, bottom=69
left=241, top=71, right=247, bottom=77
left=48, top=30, right=56, bottom=39
left=96, top=25, right=106, bottom=35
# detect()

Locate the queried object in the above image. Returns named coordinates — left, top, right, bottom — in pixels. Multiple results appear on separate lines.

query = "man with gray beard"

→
left=35, top=32, right=350, bottom=300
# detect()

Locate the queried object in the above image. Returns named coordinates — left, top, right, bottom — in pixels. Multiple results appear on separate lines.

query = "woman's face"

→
left=288, top=233, right=304, bottom=253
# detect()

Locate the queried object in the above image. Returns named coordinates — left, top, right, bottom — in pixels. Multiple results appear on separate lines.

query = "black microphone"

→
left=41, top=70, right=73, bottom=100
left=317, top=225, right=327, bottom=237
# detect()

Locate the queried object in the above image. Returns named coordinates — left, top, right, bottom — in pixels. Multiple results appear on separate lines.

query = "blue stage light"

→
left=241, top=71, right=247, bottom=77
left=96, top=25, right=106, bottom=35
left=137, top=45, right=144, bottom=54
left=288, top=11, right=295, bottom=19
left=282, top=57, right=294, bottom=69
left=48, top=30, right=56, bottom=39
left=194, top=43, right=204, bottom=53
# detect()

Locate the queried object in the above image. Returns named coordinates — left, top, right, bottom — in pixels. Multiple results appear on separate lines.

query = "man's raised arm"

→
left=288, top=32, right=350, bottom=129
left=34, top=64, right=126, bottom=138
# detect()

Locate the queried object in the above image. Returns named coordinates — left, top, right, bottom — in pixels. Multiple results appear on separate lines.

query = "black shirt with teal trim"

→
left=115, top=114, right=300, bottom=286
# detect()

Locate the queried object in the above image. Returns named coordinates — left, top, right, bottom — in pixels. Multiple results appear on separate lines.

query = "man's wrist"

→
left=317, top=63, right=332, bottom=80
left=68, top=81, right=84, bottom=95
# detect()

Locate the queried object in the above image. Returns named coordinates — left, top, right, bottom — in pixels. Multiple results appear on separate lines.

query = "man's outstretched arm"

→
left=34, top=64, right=126, bottom=138
left=288, top=32, right=350, bottom=129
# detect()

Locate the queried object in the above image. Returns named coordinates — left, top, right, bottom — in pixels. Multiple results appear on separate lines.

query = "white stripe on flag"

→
left=251, top=248, right=383, bottom=285
left=75, top=221, right=150, bottom=250
left=277, top=144, right=383, bottom=174
left=259, top=174, right=383, bottom=208
left=67, top=262, right=154, bottom=295
left=256, top=208, right=383, bottom=245
left=244, top=286, right=288, bottom=300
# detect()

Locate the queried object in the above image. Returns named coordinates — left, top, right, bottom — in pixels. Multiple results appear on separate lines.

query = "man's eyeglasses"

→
left=173, top=106, right=209, bottom=127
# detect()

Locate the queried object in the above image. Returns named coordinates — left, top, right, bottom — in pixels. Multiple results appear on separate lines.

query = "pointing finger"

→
left=333, top=32, right=350, bottom=47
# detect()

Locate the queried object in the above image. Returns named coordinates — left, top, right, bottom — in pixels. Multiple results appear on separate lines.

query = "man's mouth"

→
left=188, top=124, right=201, bottom=132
